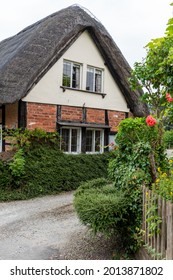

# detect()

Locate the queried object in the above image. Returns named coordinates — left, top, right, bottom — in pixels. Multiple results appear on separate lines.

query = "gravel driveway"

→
left=0, top=192, right=117, bottom=260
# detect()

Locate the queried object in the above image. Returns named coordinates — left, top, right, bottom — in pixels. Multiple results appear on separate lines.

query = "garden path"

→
left=0, top=192, right=117, bottom=260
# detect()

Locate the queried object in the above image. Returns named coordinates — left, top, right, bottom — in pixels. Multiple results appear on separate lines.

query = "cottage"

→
left=0, top=5, right=148, bottom=153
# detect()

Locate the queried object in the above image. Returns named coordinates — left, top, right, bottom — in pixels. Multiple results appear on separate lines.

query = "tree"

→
left=129, top=3, right=173, bottom=181
left=130, top=3, right=173, bottom=123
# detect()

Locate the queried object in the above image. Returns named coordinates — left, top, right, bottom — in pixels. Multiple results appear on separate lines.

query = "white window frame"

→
left=86, top=66, right=103, bottom=93
left=62, top=60, right=82, bottom=89
left=60, top=127, right=81, bottom=154
left=86, top=129, right=104, bottom=154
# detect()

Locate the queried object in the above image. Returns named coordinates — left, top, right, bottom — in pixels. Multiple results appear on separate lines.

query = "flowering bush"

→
left=166, top=93, right=173, bottom=103
left=146, top=115, right=157, bottom=127
left=152, top=160, right=173, bottom=202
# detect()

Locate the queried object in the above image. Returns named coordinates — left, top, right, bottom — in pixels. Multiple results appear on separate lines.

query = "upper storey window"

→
left=86, top=66, right=103, bottom=93
left=63, top=60, right=81, bottom=89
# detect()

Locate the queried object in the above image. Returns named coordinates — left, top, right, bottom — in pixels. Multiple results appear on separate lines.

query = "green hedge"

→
left=74, top=178, right=129, bottom=236
left=0, top=143, right=111, bottom=201
left=163, top=130, right=173, bottom=149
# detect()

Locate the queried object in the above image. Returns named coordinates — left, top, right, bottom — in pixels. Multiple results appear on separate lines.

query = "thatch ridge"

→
left=0, top=5, right=148, bottom=116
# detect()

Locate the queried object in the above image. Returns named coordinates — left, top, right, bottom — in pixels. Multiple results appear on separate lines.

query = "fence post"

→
left=156, top=195, right=162, bottom=259
left=142, top=186, right=147, bottom=243
left=161, top=199, right=167, bottom=259
left=166, top=202, right=173, bottom=260
left=142, top=186, right=173, bottom=260
left=148, top=189, right=152, bottom=247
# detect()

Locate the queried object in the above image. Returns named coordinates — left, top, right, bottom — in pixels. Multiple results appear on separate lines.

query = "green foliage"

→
left=163, top=130, right=173, bottom=148
left=152, top=162, right=173, bottom=203
left=22, top=144, right=110, bottom=197
left=111, top=118, right=158, bottom=184
left=130, top=5, right=173, bottom=129
left=74, top=178, right=129, bottom=236
left=108, top=118, right=158, bottom=253
left=74, top=177, right=109, bottom=197
left=3, top=128, right=61, bottom=150
left=116, top=117, right=158, bottom=149
left=0, top=160, right=12, bottom=189
left=74, top=117, right=170, bottom=256
left=146, top=194, right=162, bottom=236
left=0, top=136, right=110, bottom=201
left=130, top=35, right=173, bottom=121
left=74, top=117, right=159, bottom=256
left=0, top=149, right=26, bottom=189
left=74, top=177, right=143, bottom=255
left=143, top=244, right=164, bottom=260
left=115, top=118, right=168, bottom=176
left=9, top=149, right=25, bottom=177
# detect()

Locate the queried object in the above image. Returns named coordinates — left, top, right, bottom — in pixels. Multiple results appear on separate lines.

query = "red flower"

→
left=146, top=115, right=157, bottom=127
left=166, top=93, right=173, bottom=102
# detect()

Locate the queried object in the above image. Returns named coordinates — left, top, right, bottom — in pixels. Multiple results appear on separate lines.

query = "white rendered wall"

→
left=23, top=31, right=129, bottom=112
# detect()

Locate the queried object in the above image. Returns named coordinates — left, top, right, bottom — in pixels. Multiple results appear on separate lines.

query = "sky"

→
left=0, top=0, right=172, bottom=67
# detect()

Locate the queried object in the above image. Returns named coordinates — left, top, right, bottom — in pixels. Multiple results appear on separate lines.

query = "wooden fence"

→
left=142, top=186, right=173, bottom=259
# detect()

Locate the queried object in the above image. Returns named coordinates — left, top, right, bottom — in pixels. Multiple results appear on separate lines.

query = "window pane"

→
left=95, top=130, right=101, bottom=152
left=61, top=129, right=69, bottom=152
left=72, top=64, right=80, bottom=89
left=71, top=129, right=77, bottom=152
left=86, top=130, right=93, bottom=152
left=86, top=67, right=94, bottom=91
left=95, top=70, right=102, bottom=92
left=63, top=61, right=71, bottom=87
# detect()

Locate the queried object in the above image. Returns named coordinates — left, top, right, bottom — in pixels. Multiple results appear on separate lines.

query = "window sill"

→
left=63, top=151, right=80, bottom=154
left=60, top=86, right=106, bottom=98
left=86, top=151, right=103, bottom=154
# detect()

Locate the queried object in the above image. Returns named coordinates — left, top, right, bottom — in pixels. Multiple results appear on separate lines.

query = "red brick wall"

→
left=25, top=103, right=129, bottom=133
left=108, top=110, right=126, bottom=132
left=60, top=106, right=128, bottom=132
left=26, top=103, right=57, bottom=132
left=86, top=108, right=105, bottom=124
left=61, top=106, right=83, bottom=122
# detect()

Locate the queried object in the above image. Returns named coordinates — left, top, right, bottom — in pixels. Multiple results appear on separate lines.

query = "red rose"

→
left=146, top=115, right=157, bottom=127
left=166, top=93, right=173, bottom=102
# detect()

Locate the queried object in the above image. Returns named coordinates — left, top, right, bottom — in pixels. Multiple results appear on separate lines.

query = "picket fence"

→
left=142, top=186, right=173, bottom=260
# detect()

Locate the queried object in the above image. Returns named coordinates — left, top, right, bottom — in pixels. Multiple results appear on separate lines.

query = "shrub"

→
left=74, top=178, right=129, bottom=236
left=74, top=177, right=143, bottom=254
left=0, top=138, right=111, bottom=200
left=108, top=142, right=152, bottom=189
left=0, top=160, right=12, bottom=189
left=9, top=149, right=25, bottom=177
left=152, top=160, right=173, bottom=203
left=116, top=117, right=158, bottom=150
left=3, top=128, right=61, bottom=150
left=74, top=118, right=157, bottom=255
left=23, top=144, right=110, bottom=194
left=163, top=130, right=173, bottom=149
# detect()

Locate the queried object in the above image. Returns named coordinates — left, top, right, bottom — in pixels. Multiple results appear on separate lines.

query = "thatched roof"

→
left=0, top=5, right=148, bottom=116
